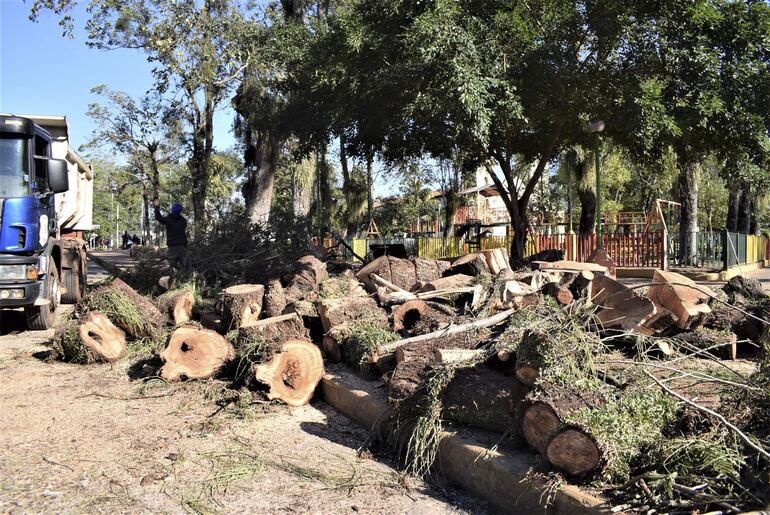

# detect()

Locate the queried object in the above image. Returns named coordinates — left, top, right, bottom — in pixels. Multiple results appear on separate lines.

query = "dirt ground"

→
left=0, top=262, right=495, bottom=514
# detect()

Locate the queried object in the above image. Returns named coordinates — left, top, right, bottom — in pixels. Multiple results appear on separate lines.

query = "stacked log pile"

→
left=50, top=250, right=770, bottom=513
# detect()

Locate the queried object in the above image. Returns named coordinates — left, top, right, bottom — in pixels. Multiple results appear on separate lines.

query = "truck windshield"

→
left=0, top=137, right=30, bottom=198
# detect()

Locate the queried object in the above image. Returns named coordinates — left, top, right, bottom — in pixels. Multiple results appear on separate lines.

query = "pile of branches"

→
left=335, top=252, right=770, bottom=513
left=51, top=243, right=770, bottom=512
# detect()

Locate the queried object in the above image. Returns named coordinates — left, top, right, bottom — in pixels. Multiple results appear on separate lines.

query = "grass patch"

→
left=339, top=320, right=399, bottom=377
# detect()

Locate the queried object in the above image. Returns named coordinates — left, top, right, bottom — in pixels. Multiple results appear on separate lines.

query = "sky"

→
left=0, top=0, right=236, bottom=154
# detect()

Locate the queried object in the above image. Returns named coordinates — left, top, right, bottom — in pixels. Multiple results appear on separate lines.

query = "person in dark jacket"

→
left=153, top=199, right=190, bottom=270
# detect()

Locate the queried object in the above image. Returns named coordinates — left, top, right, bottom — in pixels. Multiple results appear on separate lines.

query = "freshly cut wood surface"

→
left=221, top=284, right=264, bottom=329
left=546, top=429, right=601, bottom=477
left=78, top=311, right=127, bottom=362
left=159, top=326, right=235, bottom=381
left=647, top=270, right=713, bottom=330
left=157, top=289, right=195, bottom=325
left=252, top=339, right=324, bottom=406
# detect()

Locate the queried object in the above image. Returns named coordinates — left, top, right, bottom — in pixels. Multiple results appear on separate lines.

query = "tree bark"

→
left=677, top=159, right=700, bottom=265
left=726, top=186, right=741, bottom=232
left=738, top=184, right=752, bottom=234
left=243, top=132, right=279, bottom=226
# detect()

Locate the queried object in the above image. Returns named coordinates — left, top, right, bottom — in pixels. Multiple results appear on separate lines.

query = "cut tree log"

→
left=541, top=282, right=574, bottom=306
left=723, top=275, right=768, bottom=302
left=418, top=274, right=475, bottom=292
left=317, top=296, right=388, bottom=338
left=263, top=278, right=287, bottom=318
left=375, top=308, right=516, bottom=358
left=647, top=270, right=714, bottom=330
left=159, top=325, right=235, bottom=381
left=220, top=284, right=264, bottom=329
left=515, top=329, right=598, bottom=387
left=356, top=256, right=418, bottom=292
left=442, top=366, right=529, bottom=434
left=53, top=311, right=127, bottom=363
left=251, top=338, right=324, bottom=406
left=481, top=248, right=510, bottom=275
left=434, top=348, right=484, bottom=363
left=519, top=382, right=611, bottom=457
left=447, top=253, right=490, bottom=277
left=283, top=255, right=329, bottom=303
left=591, top=274, right=658, bottom=333
left=237, top=313, right=308, bottom=347
left=586, top=246, right=617, bottom=278
left=414, top=257, right=451, bottom=284
left=79, top=278, right=167, bottom=339
left=157, top=288, right=195, bottom=325
left=321, top=335, right=342, bottom=363
left=392, top=299, right=449, bottom=335
left=677, top=327, right=738, bottom=360
left=395, top=332, right=484, bottom=364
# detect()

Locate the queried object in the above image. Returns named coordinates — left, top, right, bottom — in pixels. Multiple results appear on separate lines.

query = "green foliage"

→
left=339, top=321, right=399, bottom=376
left=567, top=392, right=678, bottom=484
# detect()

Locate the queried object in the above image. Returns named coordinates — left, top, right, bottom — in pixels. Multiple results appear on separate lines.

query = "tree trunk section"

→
left=726, top=187, right=741, bottom=232
left=53, top=311, right=127, bottom=363
left=251, top=339, right=324, bottom=406
left=677, top=160, right=700, bottom=266
left=738, top=184, right=752, bottom=234
left=577, top=188, right=596, bottom=235
left=244, top=133, right=279, bottom=226
left=442, top=366, right=529, bottom=434
left=157, top=289, right=196, bottom=326
left=220, top=284, right=264, bottom=329
left=159, top=325, right=235, bottom=381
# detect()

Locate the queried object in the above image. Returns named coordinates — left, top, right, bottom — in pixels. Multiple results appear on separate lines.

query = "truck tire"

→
left=25, top=265, right=60, bottom=331
left=61, top=255, right=86, bottom=304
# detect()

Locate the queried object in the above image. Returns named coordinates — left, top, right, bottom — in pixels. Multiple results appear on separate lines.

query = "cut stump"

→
left=221, top=284, right=264, bottom=329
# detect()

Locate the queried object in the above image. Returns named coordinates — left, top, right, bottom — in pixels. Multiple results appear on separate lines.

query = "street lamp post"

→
left=584, top=120, right=605, bottom=243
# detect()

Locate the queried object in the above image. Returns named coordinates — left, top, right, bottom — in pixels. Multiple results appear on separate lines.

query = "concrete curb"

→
left=321, top=369, right=611, bottom=514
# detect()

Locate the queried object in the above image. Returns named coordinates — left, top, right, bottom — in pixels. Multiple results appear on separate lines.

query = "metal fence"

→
left=668, top=231, right=766, bottom=270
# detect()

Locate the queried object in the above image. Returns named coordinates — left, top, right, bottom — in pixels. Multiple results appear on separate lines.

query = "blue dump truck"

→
left=0, top=115, right=93, bottom=330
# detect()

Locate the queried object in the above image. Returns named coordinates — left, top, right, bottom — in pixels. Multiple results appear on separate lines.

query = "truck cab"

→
left=0, top=115, right=92, bottom=329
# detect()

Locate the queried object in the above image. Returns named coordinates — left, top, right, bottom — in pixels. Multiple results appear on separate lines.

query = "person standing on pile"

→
left=153, top=198, right=190, bottom=270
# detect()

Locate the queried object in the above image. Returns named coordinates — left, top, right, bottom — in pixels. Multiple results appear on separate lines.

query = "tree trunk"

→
left=726, top=187, right=741, bottom=232
left=577, top=187, right=596, bottom=235
left=243, top=132, right=279, bottom=226
left=292, top=155, right=315, bottom=220
left=318, top=145, right=334, bottom=230
left=80, top=278, right=167, bottom=339
left=677, top=160, right=700, bottom=265
left=738, top=184, right=752, bottom=234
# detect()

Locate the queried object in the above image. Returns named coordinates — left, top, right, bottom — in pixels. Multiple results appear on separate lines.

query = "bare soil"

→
left=0, top=269, right=494, bottom=514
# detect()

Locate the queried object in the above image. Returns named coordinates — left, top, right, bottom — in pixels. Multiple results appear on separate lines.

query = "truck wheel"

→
left=25, top=265, right=60, bottom=331
left=61, top=256, right=86, bottom=304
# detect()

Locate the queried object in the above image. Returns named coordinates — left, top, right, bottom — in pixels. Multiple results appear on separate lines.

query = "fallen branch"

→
left=374, top=308, right=515, bottom=357
left=643, top=370, right=770, bottom=461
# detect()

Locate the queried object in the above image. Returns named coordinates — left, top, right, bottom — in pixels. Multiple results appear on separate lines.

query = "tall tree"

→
left=31, top=0, right=250, bottom=241
left=82, top=86, right=175, bottom=243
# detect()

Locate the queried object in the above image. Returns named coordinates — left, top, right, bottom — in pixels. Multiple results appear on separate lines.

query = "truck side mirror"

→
left=47, top=159, right=69, bottom=194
